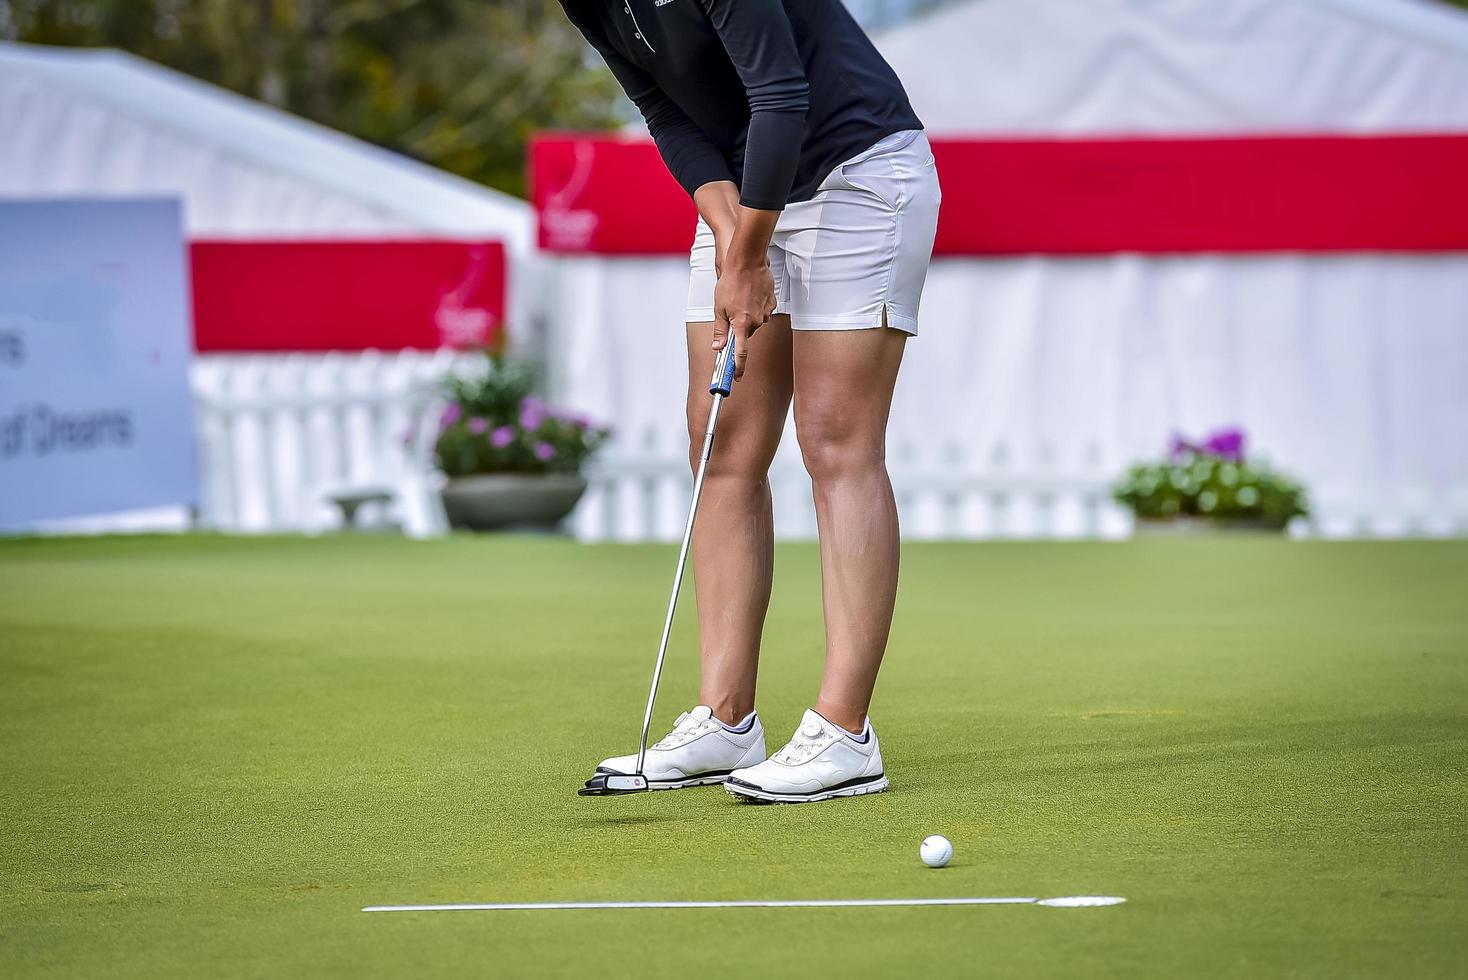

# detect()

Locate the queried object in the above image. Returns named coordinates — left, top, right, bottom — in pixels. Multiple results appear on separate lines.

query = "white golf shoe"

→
left=724, top=709, right=888, bottom=804
left=596, top=705, right=766, bottom=790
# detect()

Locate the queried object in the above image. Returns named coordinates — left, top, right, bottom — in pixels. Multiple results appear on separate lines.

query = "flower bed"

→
left=1113, top=428, right=1308, bottom=532
left=435, top=357, right=608, bottom=479
left=434, top=356, right=609, bottom=531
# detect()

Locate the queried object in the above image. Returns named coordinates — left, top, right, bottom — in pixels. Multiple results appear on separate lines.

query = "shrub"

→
left=1113, top=428, right=1308, bottom=529
left=434, top=356, right=609, bottom=478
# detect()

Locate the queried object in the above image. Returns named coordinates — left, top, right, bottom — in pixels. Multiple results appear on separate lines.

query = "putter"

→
left=579, top=335, right=739, bottom=797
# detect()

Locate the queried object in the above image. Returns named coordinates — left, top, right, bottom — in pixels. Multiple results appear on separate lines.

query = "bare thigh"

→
left=686, top=315, right=793, bottom=472
left=791, top=325, right=906, bottom=470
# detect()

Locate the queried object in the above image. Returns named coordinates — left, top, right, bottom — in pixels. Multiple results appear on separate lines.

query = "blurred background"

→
left=3, top=0, right=1467, bottom=541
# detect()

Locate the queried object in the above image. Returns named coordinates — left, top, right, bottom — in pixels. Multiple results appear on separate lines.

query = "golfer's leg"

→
left=792, top=323, right=907, bottom=734
left=686, top=316, right=793, bottom=725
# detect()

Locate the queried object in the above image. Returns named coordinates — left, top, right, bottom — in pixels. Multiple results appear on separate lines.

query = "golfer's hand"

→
left=712, top=262, right=775, bottom=381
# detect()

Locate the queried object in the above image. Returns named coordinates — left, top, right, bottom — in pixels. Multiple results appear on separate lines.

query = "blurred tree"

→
left=0, top=0, right=628, bottom=197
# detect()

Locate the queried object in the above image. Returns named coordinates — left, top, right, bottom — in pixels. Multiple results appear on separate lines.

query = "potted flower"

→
left=1113, top=427, right=1309, bottom=533
left=435, top=357, right=610, bottom=531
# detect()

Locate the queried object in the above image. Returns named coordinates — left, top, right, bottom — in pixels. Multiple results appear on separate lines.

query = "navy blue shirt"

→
left=559, top=0, right=923, bottom=211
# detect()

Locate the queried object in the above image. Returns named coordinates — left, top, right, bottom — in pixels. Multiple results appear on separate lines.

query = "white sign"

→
left=0, top=199, right=197, bottom=527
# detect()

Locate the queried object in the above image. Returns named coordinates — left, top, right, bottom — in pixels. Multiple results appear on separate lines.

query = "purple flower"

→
left=490, top=425, right=516, bottom=449
left=1168, top=427, right=1245, bottom=462
left=519, top=396, right=547, bottom=430
left=534, top=442, right=556, bottom=462
left=438, top=403, right=463, bottom=431
left=467, top=417, right=489, bottom=435
left=1202, top=427, right=1245, bottom=461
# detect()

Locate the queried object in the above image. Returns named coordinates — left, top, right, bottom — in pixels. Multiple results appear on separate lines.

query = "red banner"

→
left=190, top=240, right=506, bottom=352
left=529, top=133, right=1468, bottom=256
left=530, top=134, right=694, bottom=254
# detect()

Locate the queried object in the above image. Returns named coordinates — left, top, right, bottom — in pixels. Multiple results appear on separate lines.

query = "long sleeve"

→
left=699, top=0, right=811, bottom=210
left=575, top=27, right=734, bottom=199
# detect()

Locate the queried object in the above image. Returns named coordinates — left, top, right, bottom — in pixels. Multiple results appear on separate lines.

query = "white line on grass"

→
left=361, top=896, right=1126, bottom=913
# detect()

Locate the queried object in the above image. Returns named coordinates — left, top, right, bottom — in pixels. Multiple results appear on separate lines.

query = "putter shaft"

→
left=631, top=340, right=736, bottom=777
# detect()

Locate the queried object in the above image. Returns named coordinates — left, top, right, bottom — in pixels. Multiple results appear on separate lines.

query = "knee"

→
left=694, top=449, right=773, bottom=490
left=687, top=421, right=771, bottom=484
left=796, top=416, right=883, bottom=485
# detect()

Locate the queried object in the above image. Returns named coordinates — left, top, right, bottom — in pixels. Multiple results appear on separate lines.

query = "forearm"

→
left=737, top=110, right=807, bottom=210
left=726, top=205, right=780, bottom=271
left=693, top=181, right=741, bottom=237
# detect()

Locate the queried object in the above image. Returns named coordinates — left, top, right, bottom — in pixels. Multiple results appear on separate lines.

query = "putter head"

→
left=578, top=772, right=650, bottom=797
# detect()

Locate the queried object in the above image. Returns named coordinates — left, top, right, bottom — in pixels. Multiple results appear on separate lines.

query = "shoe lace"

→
left=772, top=726, right=832, bottom=765
left=650, top=711, right=714, bottom=750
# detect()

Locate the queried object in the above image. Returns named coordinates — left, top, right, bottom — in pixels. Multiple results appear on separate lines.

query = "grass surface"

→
left=1, top=534, right=1465, bottom=978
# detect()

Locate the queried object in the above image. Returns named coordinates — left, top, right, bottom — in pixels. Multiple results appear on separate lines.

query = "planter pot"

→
left=440, top=473, right=588, bottom=532
left=1134, top=516, right=1287, bottom=535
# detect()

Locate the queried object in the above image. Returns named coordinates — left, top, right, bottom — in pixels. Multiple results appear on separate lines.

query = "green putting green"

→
left=2, top=535, right=1465, bottom=977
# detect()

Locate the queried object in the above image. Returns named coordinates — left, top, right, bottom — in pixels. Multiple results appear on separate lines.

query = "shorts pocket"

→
left=834, top=160, right=901, bottom=211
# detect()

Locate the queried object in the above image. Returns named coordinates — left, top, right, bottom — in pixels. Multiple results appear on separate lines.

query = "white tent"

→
left=0, top=41, right=532, bottom=247
left=0, top=42, right=538, bottom=536
left=881, top=0, right=1468, bottom=135
left=0, top=40, right=541, bottom=343
left=550, top=0, right=1468, bottom=540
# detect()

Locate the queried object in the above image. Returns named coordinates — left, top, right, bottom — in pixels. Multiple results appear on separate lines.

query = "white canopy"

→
left=0, top=41, right=532, bottom=249
left=878, top=0, right=1468, bottom=133
left=553, top=0, right=1468, bottom=540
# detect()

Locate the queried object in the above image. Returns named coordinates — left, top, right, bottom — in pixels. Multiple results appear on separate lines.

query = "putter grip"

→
left=709, top=333, right=737, bottom=397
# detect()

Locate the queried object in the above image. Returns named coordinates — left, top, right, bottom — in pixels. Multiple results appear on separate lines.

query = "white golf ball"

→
left=920, top=835, right=953, bottom=868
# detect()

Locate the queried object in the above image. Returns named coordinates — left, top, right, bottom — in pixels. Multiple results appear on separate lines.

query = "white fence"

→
left=577, top=436, right=1468, bottom=541
left=574, top=424, right=1127, bottom=542
left=188, top=352, right=1468, bottom=541
left=191, top=350, right=472, bottom=536
left=189, top=352, right=1129, bottom=541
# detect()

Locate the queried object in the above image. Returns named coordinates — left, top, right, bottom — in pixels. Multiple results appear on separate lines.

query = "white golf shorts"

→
left=686, top=129, right=941, bottom=335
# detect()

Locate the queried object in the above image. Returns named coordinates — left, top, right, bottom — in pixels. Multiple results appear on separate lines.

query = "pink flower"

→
left=519, top=396, right=547, bottom=430
left=491, top=426, right=515, bottom=449
left=534, top=442, right=556, bottom=462
left=467, top=417, right=489, bottom=435
left=438, top=403, right=463, bottom=431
